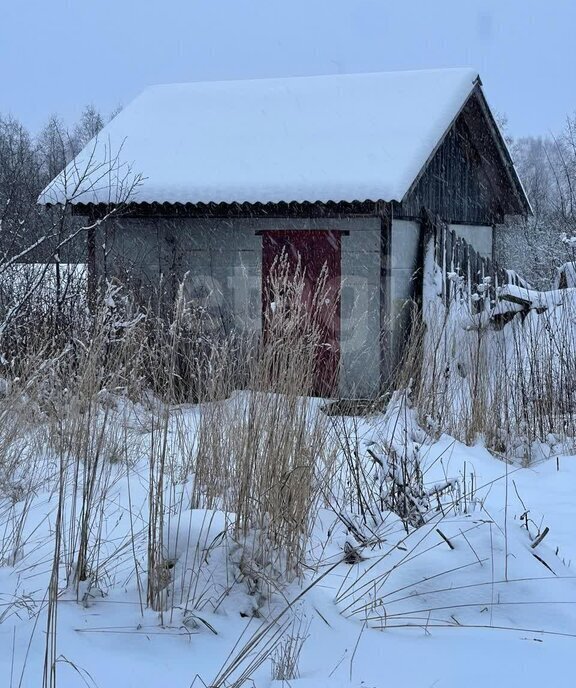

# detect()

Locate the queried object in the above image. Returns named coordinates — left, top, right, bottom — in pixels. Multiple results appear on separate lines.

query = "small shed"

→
left=39, top=69, right=531, bottom=398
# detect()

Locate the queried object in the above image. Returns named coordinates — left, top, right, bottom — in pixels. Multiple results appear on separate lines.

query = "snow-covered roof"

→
left=40, top=68, right=483, bottom=206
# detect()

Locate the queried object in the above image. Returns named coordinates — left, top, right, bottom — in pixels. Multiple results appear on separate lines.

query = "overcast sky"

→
left=1, top=0, right=575, bottom=138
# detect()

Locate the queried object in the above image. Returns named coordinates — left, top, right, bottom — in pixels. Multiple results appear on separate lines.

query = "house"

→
left=39, top=69, right=531, bottom=398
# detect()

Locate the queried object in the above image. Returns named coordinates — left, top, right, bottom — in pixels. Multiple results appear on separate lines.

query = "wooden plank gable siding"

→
left=396, top=92, right=516, bottom=226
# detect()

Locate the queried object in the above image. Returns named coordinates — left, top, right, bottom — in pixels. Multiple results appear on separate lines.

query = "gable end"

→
left=395, top=87, right=529, bottom=224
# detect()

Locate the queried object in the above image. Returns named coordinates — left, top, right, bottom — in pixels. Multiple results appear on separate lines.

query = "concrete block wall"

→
left=390, top=219, right=420, bottom=368
left=97, top=214, right=382, bottom=398
left=449, top=223, right=493, bottom=259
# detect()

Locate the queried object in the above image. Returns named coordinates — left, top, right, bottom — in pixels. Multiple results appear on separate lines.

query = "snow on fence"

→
left=424, top=211, right=528, bottom=312
left=418, top=211, right=576, bottom=459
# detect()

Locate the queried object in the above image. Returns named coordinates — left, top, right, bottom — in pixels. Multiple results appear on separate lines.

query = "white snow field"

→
left=1, top=392, right=575, bottom=688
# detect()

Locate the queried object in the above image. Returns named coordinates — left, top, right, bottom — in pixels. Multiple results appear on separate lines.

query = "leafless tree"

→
left=498, top=116, right=576, bottom=286
left=549, top=114, right=576, bottom=239
left=70, top=105, right=105, bottom=157
left=0, top=108, right=140, bottom=349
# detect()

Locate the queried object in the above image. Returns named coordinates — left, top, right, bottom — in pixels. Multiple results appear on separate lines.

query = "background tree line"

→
left=0, top=105, right=107, bottom=263
left=497, top=113, right=576, bottom=287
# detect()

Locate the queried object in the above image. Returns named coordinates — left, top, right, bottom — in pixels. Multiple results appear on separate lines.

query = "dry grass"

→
left=399, top=267, right=576, bottom=461
left=2, top=252, right=575, bottom=686
left=191, top=259, right=338, bottom=580
left=270, top=613, right=311, bottom=684
left=0, top=264, right=339, bottom=637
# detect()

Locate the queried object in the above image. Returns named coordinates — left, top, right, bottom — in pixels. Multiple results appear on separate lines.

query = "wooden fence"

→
left=424, top=211, right=528, bottom=310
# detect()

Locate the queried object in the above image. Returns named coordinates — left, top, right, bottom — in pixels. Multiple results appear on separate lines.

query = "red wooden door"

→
left=261, top=230, right=341, bottom=396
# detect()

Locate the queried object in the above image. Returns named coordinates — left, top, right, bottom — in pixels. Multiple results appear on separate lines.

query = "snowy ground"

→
left=1, top=399, right=575, bottom=688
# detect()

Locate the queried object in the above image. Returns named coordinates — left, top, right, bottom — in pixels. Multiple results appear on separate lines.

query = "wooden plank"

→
left=379, top=207, right=392, bottom=390
left=446, top=228, right=455, bottom=302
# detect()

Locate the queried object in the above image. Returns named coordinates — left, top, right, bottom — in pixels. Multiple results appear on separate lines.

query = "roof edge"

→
left=67, top=199, right=388, bottom=218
